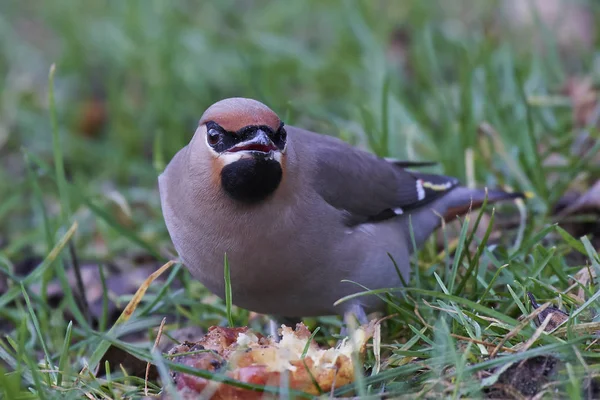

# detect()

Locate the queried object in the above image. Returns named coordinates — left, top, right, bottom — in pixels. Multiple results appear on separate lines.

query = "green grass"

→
left=1, top=0, right=600, bottom=398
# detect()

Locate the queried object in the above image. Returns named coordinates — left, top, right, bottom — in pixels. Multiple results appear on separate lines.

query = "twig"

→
left=449, top=334, right=517, bottom=353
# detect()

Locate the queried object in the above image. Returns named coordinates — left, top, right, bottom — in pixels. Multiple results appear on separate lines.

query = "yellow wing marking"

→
left=421, top=180, right=453, bottom=192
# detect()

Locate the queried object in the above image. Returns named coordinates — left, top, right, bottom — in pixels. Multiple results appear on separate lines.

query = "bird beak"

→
left=228, top=129, right=278, bottom=154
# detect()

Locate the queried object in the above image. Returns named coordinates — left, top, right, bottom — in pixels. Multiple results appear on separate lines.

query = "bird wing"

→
left=290, top=127, right=459, bottom=224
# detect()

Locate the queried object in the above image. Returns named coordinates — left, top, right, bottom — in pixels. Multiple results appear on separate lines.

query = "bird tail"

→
left=442, top=187, right=526, bottom=221
left=400, top=186, right=527, bottom=250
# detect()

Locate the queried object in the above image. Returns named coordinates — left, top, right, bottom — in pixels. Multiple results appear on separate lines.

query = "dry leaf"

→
left=29, top=261, right=174, bottom=324
left=501, top=0, right=595, bottom=52
left=562, top=77, right=599, bottom=129
left=558, top=180, right=600, bottom=217
left=527, top=293, right=569, bottom=332
left=573, top=266, right=596, bottom=302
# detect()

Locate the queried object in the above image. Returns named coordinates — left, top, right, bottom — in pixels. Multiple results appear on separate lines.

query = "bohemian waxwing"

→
left=159, top=98, right=522, bottom=320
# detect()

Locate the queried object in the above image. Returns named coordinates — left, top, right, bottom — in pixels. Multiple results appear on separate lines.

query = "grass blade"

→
left=87, top=260, right=174, bottom=371
left=56, top=321, right=73, bottom=387
left=21, top=283, right=55, bottom=385
left=0, top=222, right=78, bottom=309
left=224, top=253, right=234, bottom=327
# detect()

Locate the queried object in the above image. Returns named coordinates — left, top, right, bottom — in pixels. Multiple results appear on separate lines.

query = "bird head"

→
left=192, top=98, right=288, bottom=203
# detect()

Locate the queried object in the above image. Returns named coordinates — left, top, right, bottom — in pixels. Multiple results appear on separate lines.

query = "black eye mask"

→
left=206, top=121, right=287, bottom=153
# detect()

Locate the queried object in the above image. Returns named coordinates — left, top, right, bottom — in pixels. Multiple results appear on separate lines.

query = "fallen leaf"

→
left=501, top=0, right=595, bottom=52
left=572, top=266, right=596, bottom=302
left=562, top=77, right=599, bottom=129
left=527, top=292, right=569, bottom=332
left=78, top=97, right=107, bottom=139
left=29, top=260, right=174, bottom=324
left=558, top=180, right=600, bottom=217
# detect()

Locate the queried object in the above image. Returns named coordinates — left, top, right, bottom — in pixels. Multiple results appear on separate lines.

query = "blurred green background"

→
left=1, top=1, right=600, bottom=398
left=0, top=0, right=598, bottom=289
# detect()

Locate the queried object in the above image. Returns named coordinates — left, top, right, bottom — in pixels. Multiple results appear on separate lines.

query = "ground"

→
left=0, top=1, right=599, bottom=399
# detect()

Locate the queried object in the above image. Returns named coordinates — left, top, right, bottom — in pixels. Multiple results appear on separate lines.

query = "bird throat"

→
left=220, top=155, right=282, bottom=203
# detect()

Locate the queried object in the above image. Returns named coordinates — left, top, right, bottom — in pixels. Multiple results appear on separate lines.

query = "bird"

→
left=158, top=97, right=523, bottom=323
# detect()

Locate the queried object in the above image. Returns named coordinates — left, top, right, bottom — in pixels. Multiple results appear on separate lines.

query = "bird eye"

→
left=207, top=128, right=220, bottom=146
left=271, top=126, right=287, bottom=150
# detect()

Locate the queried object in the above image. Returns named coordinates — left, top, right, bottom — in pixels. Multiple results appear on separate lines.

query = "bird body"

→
left=159, top=98, right=521, bottom=318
